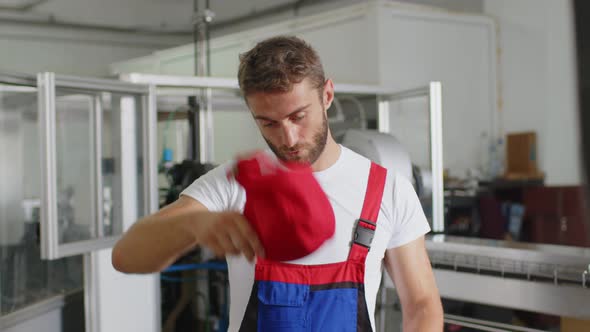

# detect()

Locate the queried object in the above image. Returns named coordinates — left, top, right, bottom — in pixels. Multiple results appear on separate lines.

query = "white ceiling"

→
left=0, top=0, right=301, bottom=32
left=0, top=0, right=483, bottom=34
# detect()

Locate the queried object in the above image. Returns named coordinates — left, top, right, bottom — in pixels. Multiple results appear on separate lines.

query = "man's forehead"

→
left=253, top=80, right=313, bottom=97
left=248, top=83, right=318, bottom=112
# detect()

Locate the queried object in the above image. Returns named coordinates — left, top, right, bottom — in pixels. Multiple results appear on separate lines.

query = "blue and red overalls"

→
left=239, top=162, right=387, bottom=332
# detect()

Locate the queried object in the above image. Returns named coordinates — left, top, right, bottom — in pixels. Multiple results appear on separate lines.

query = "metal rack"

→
left=427, top=235, right=590, bottom=319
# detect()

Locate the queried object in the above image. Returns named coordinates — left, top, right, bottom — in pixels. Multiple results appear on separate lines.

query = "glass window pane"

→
left=389, top=97, right=434, bottom=224
left=52, top=89, right=147, bottom=244
left=155, top=90, right=266, bottom=166
left=55, top=92, right=95, bottom=244
left=0, top=84, right=83, bottom=316
left=101, top=93, right=145, bottom=237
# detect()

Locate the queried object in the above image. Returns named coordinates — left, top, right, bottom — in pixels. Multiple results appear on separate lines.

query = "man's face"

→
left=247, top=78, right=333, bottom=164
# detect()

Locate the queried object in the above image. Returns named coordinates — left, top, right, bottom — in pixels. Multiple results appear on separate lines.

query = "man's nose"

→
left=280, top=124, right=298, bottom=148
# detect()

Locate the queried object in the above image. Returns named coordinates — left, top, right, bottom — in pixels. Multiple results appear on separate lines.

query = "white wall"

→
left=484, top=0, right=581, bottom=185
left=544, top=1, right=580, bottom=185
left=113, top=2, right=381, bottom=83
left=93, top=249, right=160, bottom=332
left=377, top=5, right=496, bottom=177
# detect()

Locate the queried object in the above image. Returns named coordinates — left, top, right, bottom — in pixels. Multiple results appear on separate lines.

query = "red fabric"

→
left=349, top=163, right=387, bottom=262
left=254, top=259, right=365, bottom=284
left=234, top=152, right=335, bottom=261
left=360, top=163, right=387, bottom=222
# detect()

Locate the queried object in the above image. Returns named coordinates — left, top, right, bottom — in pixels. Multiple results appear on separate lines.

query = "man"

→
left=112, top=36, right=443, bottom=331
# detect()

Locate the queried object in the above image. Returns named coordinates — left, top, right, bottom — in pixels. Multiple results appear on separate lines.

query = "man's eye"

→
left=292, top=114, right=305, bottom=122
left=263, top=122, right=276, bottom=128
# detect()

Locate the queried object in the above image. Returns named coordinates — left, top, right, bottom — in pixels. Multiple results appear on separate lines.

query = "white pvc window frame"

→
left=37, top=72, right=157, bottom=260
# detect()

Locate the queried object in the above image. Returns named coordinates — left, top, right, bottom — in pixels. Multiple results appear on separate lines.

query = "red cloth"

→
left=234, top=152, right=335, bottom=261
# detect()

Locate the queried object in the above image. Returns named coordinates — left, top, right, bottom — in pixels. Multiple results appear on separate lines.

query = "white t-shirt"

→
left=181, top=145, right=430, bottom=331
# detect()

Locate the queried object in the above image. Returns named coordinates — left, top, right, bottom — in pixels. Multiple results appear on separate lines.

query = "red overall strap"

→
left=348, top=162, right=387, bottom=263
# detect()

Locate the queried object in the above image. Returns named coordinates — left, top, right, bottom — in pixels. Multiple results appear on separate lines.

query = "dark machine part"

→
left=163, top=160, right=216, bottom=207
left=187, top=96, right=201, bottom=162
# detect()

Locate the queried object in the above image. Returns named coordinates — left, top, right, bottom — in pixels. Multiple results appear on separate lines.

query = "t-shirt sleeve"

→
left=387, top=173, right=432, bottom=249
left=180, top=162, right=237, bottom=212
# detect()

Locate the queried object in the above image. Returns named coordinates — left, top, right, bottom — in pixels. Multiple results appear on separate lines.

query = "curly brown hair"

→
left=238, top=36, right=326, bottom=98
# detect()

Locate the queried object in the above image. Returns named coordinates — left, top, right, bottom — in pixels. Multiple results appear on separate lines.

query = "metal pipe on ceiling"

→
left=0, top=0, right=48, bottom=11
left=0, top=0, right=341, bottom=36
left=0, top=9, right=192, bottom=36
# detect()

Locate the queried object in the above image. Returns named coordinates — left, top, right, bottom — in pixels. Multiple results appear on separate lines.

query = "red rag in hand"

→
left=234, top=152, right=335, bottom=261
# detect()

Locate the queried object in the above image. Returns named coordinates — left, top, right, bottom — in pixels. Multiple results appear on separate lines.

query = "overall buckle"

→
left=353, top=218, right=376, bottom=249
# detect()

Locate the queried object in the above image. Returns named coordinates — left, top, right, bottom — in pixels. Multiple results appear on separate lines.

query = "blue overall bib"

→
left=239, top=162, right=387, bottom=332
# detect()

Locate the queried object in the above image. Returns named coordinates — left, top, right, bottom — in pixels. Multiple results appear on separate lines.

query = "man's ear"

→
left=323, top=79, right=335, bottom=110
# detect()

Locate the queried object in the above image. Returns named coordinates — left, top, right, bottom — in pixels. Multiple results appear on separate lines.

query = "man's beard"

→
left=264, top=113, right=328, bottom=165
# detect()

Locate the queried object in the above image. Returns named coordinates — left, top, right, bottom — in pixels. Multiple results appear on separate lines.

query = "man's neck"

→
left=311, top=136, right=341, bottom=172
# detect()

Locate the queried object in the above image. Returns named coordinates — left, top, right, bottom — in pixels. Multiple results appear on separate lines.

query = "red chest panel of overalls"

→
left=239, top=162, right=387, bottom=332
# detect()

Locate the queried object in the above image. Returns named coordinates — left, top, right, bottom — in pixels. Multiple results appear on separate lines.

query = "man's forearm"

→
left=402, top=297, right=444, bottom=332
left=112, top=211, right=202, bottom=274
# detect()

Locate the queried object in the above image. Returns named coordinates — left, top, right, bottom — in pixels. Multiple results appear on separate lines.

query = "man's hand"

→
left=112, top=196, right=265, bottom=274
left=196, top=211, right=265, bottom=262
